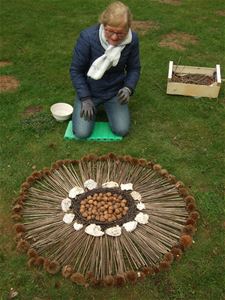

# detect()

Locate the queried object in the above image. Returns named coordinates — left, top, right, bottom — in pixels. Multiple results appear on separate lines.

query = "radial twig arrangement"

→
left=12, top=153, right=199, bottom=287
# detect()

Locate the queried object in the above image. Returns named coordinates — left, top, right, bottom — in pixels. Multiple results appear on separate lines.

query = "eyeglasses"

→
left=104, top=27, right=128, bottom=39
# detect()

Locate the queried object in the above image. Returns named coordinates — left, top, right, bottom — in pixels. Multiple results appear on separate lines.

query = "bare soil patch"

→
left=0, top=208, right=14, bottom=253
left=132, top=20, right=159, bottom=35
left=0, top=75, right=19, bottom=92
left=216, top=10, right=225, bottom=16
left=159, top=31, right=198, bottom=50
left=0, top=61, right=12, bottom=68
left=159, top=0, right=181, bottom=5
left=22, top=105, right=43, bottom=117
left=0, top=210, right=13, bottom=236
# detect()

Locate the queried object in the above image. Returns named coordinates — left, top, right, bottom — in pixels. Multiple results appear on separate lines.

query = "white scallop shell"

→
left=63, top=213, right=75, bottom=224
left=85, top=224, right=104, bottom=237
left=73, top=222, right=84, bottom=231
left=120, top=183, right=133, bottom=191
left=136, top=202, right=145, bottom=211
left=122, top=221, right=138, bottom=232
left=69, top=186, right=84, bottom=198
left=135, top=212, right=149, bottom=224
left=84, top=179, right=97, bottom=190
left=102, top=181, right=119, bottom=188
left=61, top=198, right=72, bottom=212
left=130, top=191, right=142, bottom=201
left=105, top=225, right=122, bottom=237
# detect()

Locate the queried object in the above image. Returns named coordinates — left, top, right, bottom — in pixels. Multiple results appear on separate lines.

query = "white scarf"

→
left=87, top=24, right=132, bottom=80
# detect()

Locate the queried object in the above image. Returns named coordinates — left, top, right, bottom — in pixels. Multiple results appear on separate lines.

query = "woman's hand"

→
left=80, top=98, right=96, bottom=121
left=117, top=87, right=131, bottom=104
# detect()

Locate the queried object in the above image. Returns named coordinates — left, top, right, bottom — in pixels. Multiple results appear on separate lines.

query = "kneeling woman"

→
left=70, top=1, right=141, bottom=138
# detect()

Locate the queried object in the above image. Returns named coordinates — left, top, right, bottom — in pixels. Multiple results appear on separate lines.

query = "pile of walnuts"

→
left=79, top=192, right=129, bottom=222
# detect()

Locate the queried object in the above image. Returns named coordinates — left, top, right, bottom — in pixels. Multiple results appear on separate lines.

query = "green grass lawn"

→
left=0, top=0, right=225, bottom=299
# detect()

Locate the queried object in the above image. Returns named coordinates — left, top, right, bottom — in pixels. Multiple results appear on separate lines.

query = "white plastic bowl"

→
left=50, top=103, right=73, bottom=122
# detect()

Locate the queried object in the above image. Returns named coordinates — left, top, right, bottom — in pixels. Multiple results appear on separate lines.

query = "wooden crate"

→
left=166, top=61, right=221, bottom=98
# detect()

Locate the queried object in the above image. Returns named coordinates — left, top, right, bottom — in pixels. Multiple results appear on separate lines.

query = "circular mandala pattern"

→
left=12, top=153, right=199, bottom=287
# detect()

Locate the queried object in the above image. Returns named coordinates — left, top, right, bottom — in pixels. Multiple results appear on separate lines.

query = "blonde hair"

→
left=99, top=1, right=133, bottom=29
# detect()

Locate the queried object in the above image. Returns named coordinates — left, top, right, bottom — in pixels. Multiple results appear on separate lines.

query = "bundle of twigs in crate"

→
left=172, top=71, right=216, bottom=85
left=12, top=153, right=199, bottom=287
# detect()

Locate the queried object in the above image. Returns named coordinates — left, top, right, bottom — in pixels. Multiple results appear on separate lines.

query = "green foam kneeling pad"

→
left=64, top=121, right=123, bottom=141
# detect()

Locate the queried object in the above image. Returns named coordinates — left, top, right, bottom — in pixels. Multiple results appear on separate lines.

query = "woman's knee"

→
left=111, top=124, right=130, bottom=137
left=72, top=123, right=93, bottom=139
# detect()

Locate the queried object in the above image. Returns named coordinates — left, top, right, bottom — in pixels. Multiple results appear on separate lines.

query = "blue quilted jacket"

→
left=70, top=24, right=141, bottom=100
